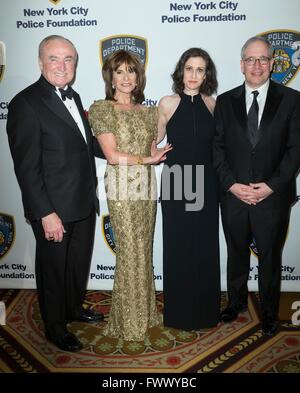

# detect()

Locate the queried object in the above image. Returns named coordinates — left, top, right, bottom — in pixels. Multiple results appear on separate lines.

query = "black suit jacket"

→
left=7, top=76, right=103, bottom=222
left=213, top=80, right=300, bottom=207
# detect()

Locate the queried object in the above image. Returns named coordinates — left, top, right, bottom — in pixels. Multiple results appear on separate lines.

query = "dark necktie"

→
left=247, top=90, right=259, bottom=146
left=59, top=86, right=73, bottom=101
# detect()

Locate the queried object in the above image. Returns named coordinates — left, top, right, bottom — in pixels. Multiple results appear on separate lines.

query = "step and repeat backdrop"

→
left=1, top=0, right=300, bottom=290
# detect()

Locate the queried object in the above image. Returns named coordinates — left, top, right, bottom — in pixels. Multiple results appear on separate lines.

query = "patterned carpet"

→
left=0, top=289, right=299, bottom=373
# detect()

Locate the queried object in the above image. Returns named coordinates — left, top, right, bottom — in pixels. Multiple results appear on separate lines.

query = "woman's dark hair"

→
left=102, top=50, right=146, bottom=103
left=172, top=47, right=218, bottom=95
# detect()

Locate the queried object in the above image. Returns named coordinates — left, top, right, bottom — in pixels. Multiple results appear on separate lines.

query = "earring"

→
left=112, top=84, right=115, bottom=89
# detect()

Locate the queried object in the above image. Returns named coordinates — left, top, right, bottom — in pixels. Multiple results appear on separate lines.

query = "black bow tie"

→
left=59, top=86, right=73, bottom=101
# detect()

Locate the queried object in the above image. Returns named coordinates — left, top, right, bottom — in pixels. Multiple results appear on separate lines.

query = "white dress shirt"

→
left=245, top=79, right=269, bottom=127
left=55, top=87, right=87, bottom=143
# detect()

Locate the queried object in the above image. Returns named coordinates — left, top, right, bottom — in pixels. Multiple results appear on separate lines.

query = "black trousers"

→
left=31, top=211, right=96, bottom=337
left=221, top=198, right=291, bottom=319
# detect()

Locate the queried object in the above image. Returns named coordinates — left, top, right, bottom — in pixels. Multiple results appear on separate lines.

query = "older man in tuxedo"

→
left=214, top=36, right=300, bottom=335
left=7, top=35, right=104, bottom=351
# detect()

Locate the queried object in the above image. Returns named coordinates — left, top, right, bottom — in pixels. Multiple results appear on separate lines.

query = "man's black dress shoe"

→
left=262, top=317, right=279, bottom=336
left=220, top=303, right=248, bottom=323
left=46, top=331, right=83, bottom=352
left=73, top=308, right=104, bottom=323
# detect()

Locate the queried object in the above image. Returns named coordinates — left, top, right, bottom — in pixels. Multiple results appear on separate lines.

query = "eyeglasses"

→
left=243, top=56, right=271, bottom=66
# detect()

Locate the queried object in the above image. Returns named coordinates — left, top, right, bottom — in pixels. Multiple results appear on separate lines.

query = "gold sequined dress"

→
left=89, top=99, right=161, bottom=341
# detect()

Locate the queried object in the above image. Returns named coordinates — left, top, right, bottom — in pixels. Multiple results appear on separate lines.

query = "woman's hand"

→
left=148, top=140, right=173, bottom=164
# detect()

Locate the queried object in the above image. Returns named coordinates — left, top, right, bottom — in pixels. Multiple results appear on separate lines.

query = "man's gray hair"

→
left=241, top=36, right=273, bottom=59
left=38, top=35, right=78, bottom=62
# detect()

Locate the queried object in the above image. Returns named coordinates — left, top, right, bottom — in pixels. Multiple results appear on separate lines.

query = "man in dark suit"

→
left=214, top=36, right=300, bottom=335
left=7, top=35, right=104, bottom=351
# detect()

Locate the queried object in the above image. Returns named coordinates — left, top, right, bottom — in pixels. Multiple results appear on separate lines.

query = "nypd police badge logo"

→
left=0, top=213, right=15, bottom=259
left=249, top=236, right=258, bottom=258
left=49, top=0, right=61, bottom=4
left=250, top=228, right=288, bottom=257
left=0, top=41, right=6, bottom=83
left=259, top=29, right=300, bottom=85
left=100, top=35, right=148, bottom=67
left=102, top=214, right=116, bottom=254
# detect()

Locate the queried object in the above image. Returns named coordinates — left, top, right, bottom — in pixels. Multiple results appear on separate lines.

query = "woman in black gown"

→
left=158, top=48, right=220, bottom=330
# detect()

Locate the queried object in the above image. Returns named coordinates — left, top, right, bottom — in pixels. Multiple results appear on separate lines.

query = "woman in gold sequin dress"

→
left=89, top=51, right=172, bottom=341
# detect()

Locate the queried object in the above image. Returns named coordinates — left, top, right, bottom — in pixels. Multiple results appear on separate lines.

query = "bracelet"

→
left=136, top=155, right=143, bottom=165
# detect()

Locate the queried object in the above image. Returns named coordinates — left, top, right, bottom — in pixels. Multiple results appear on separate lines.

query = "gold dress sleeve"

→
left=88, top=99, right=117, bottom=136
left=149, top=105, right=158, bottom=141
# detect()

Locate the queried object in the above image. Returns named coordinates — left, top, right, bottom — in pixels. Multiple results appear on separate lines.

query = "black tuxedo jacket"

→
left=7, top=76, right=102, bottom=222
left=213, top=80, right=300, bottom=207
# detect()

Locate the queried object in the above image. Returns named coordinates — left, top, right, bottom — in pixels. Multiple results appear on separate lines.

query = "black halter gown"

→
left=161, top=92, right=220, bottom=330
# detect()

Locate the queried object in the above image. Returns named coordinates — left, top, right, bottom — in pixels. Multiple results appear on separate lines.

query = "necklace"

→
left=115, top=102, right=134, bottom=108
